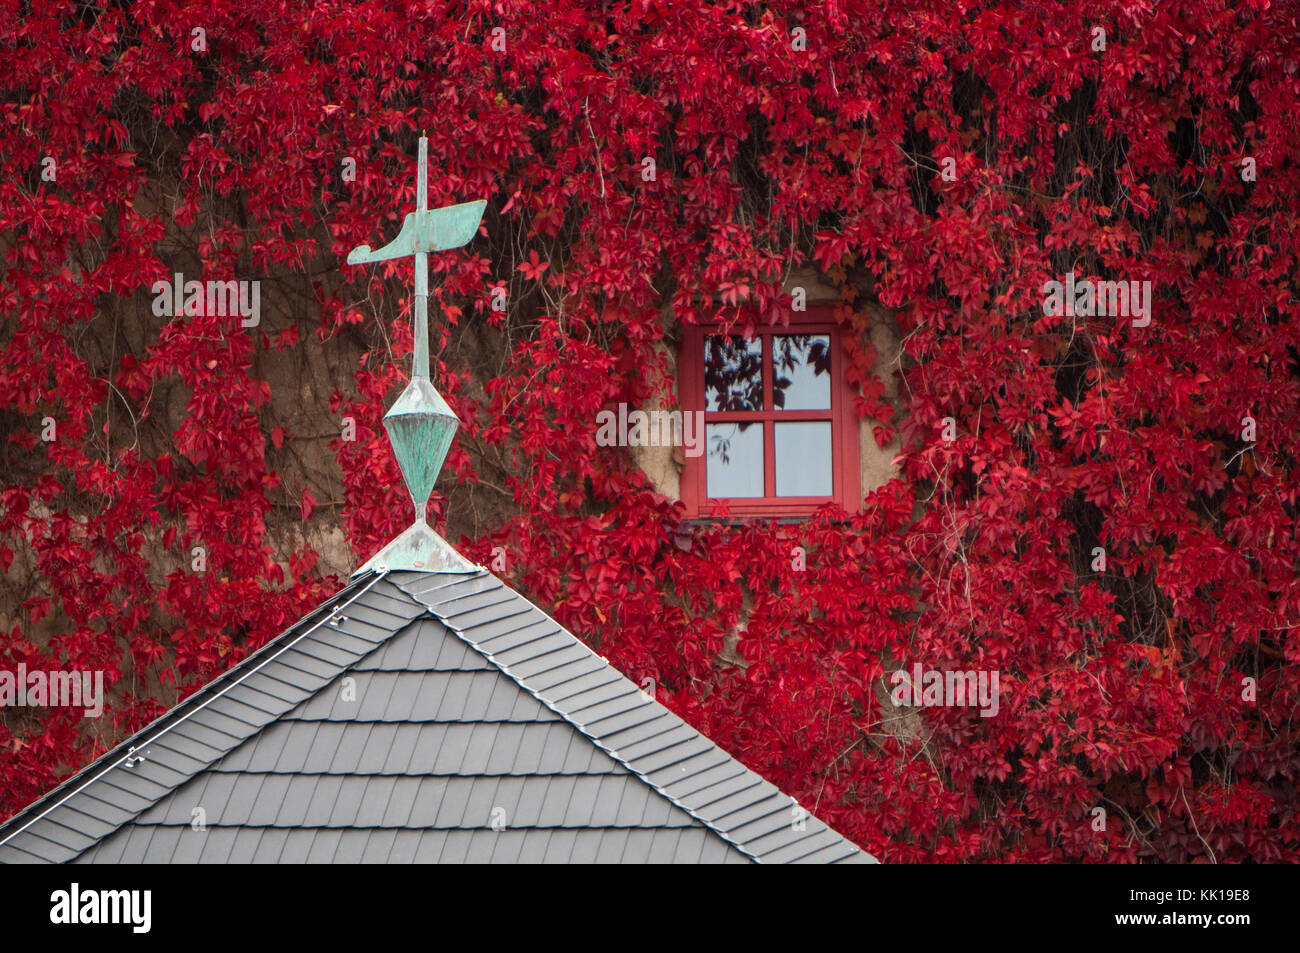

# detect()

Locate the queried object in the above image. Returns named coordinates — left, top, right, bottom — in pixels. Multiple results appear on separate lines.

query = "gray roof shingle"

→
left=0, top=568, right=873, bottom=864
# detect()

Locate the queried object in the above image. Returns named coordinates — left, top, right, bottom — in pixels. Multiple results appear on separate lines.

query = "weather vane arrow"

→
left=346, top=136, right=486, bottom=379
left=345, top=136, right=487, bottom=576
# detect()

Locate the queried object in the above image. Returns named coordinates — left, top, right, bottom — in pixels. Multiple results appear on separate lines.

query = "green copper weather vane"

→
left=346, top=136, right=487, bottom=575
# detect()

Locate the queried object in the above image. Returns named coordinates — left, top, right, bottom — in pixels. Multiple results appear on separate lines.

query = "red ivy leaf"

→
left=518, top=249, right=549, bottom=282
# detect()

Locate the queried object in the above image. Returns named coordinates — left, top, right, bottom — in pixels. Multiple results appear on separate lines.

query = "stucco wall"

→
left=628, top=304, right=684, bottom=499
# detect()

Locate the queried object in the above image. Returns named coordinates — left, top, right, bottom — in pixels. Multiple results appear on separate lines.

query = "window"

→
left=678, top=307, right=860, bottom=518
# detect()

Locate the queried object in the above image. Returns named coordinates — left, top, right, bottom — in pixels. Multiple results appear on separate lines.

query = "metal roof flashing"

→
left=352, top=521, right=481, bottom=576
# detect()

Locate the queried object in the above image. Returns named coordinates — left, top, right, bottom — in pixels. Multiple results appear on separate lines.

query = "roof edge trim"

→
left=0, top=569, right=394, bottom=852
left=396, top=572, right=872, bottom=864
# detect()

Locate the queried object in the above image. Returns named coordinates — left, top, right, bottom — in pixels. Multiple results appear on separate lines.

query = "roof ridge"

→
left=2, top=568, right=873, bottom=864
left=390, top=571, right=873, bottom=864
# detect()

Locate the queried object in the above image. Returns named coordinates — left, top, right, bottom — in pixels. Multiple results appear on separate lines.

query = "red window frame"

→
left=678, top=307, right=860, bottom=518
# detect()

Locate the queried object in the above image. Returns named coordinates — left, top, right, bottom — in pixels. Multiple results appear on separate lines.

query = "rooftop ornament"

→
left=346, top=137, right=487, bottom=575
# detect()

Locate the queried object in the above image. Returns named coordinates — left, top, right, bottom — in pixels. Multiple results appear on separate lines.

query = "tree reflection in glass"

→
left=773, top=335, right=830, bottom=410
left=704, top=336, right=763, bottom=411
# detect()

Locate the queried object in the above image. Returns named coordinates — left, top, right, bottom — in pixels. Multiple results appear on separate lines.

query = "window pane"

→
left=772, top=334, right=831, bottom=410
left=706, top=423, right=764, bottom=498
left=774, top=422, right=832, bottom=496
left=704, top=336, right=763, bottom=411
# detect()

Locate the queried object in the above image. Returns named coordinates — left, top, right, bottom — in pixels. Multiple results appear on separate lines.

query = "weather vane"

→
left=346, top=136, right=487, bottom=574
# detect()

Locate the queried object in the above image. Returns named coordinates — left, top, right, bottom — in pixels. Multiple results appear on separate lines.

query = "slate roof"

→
left=0, top=568, right=873, bottom=864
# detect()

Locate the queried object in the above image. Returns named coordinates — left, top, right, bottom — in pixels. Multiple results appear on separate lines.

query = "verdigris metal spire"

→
left=345, top=136, right=487, bottom=574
